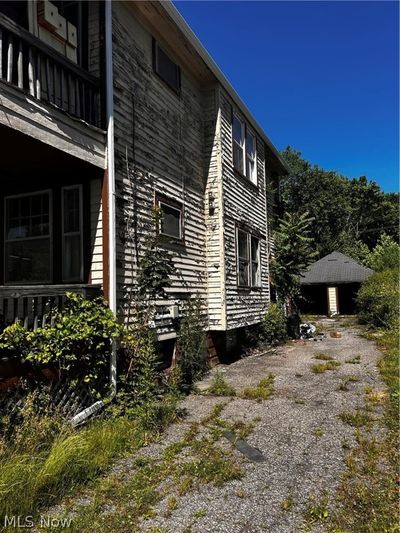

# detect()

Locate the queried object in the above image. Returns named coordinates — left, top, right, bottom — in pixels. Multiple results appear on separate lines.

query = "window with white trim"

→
left=156, top=194, right=183, bottom=240
left=232, top=114, right=257, bottom=184
left=62, top=185, right=83, bottom=282
left=237, top=228, right=260, bottom=287
left=4, top=191, right=52, bottom=283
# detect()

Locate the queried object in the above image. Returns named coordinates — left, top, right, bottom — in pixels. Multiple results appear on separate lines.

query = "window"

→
left=62, top=185, right=83, bottom=282
left=237, top=229, right=260, bottom=287
left=153, top=39, right=181, bottom=93
left=156, top=194, right=183, bottom=240
left=232, top=114, right=257, bottom=185
left=4, top=191, right=52, bottom=283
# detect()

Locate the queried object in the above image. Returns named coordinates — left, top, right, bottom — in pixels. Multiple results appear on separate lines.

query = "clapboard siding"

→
left=219, top=88, right=270, bottom=329
left=112, top=3, right=208, bottom=326
left=90, top=178, right=103, bottom=285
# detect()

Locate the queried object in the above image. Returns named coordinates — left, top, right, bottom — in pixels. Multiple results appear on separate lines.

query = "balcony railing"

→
left=0, top=14, right=102, bottom=128
left=0, top=284, right=102, bottom=331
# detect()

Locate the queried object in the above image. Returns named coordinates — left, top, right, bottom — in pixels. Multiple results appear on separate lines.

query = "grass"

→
left=304, top=494, right=330, bottom=525
left=206, top=371, right=237, bottom=397
left=280, top=495, right=294, bottom=511
left=240, top=374, right=275, bottom=400
left=311, top=360, right=341, bottom=373
left=313, top=352, right=334, bottom=361
left=338, top=410, right=375, bottom=428
left=44, top=402, right=257, bottom=532
left=0, top=396, right=179, bottom=523
left=345, top=354, right=361, bottom=364
left=336, top=375, right=360, bottom=391
left=327, top=320, right=400, bottom=533
left=314, top=427, right=324, bottom=438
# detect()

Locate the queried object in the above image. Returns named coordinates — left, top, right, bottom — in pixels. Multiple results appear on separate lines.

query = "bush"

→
left=0, top=293, right=121, bottom=396
left=357, top=269, right=399, bottom=328
left=177, top=298, right=207, bottom=387
left=259, top=304, right=288, bottom=346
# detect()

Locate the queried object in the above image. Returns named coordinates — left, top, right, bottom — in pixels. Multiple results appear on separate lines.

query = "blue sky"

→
left=174, top=1, right=399, bottom=192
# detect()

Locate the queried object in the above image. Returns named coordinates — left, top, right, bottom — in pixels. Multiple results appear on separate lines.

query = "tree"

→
left=368, top=234, right=400, bottom=272
left=270, top=211, right=317, bottom=307
left=280, top=147, right=399, bottom=258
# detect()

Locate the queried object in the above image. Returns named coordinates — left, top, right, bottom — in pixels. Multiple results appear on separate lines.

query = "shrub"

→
left=177, top=297, right=207, bottom=387
left=0, top=293, right=120, bottom=396
left=368, top=234, right=400, bottom=272
left=357, top=269, right=399, bottom=328
left=259, top=304, right=288, bottom=346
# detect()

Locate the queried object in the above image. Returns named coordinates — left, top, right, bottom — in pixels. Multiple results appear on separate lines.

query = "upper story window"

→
left=156, top=193, right=183, bottom=241
left=153, top=39, right=181, bottom=94
left=232, top=114, right=257, bottom=185
left=237, top=228, right=261, bottom=288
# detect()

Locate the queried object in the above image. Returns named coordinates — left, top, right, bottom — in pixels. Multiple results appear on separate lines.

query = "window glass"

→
left=251, top=236, right=260, bottom=286
left=62, top=186, right=82, bottom=282
left=5, top=192, right=51, bottom=283
left=160, top=202, right=182, bottom=239
left=238, top=230, right=249, bottom=259
left=233, top=116, right=243, bottom=145
left=154, top=42, right=180, bottom=92
left=238, top=230, right=249, bottom=286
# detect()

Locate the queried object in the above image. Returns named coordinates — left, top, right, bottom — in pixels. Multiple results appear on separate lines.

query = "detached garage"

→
left=300, top=251, right=373, bottom=315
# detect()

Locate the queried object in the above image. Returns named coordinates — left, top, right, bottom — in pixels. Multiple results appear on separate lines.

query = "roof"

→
left=300, top=252, right=373, bottom=285
left=162, top=1, right=289, bottom=176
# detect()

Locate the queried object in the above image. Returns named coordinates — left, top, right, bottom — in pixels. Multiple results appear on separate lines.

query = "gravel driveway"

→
left=139, top=318, right=384, bottom=532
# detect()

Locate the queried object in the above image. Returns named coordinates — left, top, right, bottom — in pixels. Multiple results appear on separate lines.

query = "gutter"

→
left=162, top=1, right=289, bottom=175
left=71, top=0, right=116, bottom=426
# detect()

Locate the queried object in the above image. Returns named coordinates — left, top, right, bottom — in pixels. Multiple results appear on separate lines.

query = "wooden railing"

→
left=0, top=284, right=102, bottom=331
left=0, top=14, right=102, bottom=128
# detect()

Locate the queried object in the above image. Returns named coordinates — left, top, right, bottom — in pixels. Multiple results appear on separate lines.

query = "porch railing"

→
left=0, top=284, right=102, bottom=330
left=0, top=14, right=102, bottom=128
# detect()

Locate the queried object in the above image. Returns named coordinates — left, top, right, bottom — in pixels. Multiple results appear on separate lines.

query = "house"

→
left=300, top=251, right=373, bottom=315
left=0, top=1, right=287, bottom=361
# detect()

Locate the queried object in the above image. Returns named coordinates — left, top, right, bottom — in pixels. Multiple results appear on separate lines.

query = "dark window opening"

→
left=153, top=39, right=181, bottom=93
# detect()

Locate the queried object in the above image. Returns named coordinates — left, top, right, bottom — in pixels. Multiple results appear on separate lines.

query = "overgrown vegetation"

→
left=206, top=371, right=237, bottom=397
left=0, top=293, right=120, bottom=395
left=311, top=360, right=340, bottom=374
left=280, top=147, right=399, bottom=259
left=240, top=374, right=275, bottom=400
left=327, top=249, right=399, bottom=532
left=259, top=303, right=288, bottom=346
left=47, top=403, right=255, bottom=532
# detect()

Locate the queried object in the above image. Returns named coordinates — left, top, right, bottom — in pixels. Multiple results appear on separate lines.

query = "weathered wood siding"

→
left=204, top=89, right=226, bottom=330
left=112, top=3, right=210, bottom=328
left=90, top=178, right=103, bottom=285
left=219, top=88, right=270, bottom=329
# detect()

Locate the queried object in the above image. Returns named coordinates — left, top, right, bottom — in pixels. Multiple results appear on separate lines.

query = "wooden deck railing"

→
left=0, top=14, right=102, bottom=127
left=0, top=284, right=102, bottom=330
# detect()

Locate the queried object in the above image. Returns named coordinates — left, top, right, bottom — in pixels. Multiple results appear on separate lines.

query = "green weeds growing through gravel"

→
left=328, top=323, right=399, bottom=533
left=205, top=371, right=237, bottom=397
left=240, top=374, right=275, bottom=400
left=311, top=360, right=341, bottom=374
left=336, top=376, right=360, bottom=391
left=345, top=355, right=361, bottom=364
left=48, top=402, right=259, bottom=532
left=313, top=352, right=334, bottom=361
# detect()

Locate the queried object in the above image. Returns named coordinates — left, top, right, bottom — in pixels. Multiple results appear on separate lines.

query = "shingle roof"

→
left=300, top=251, right=373, bottom=285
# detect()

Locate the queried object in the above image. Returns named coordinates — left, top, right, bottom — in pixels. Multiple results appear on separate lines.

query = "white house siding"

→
left=112, top=3, right=208, bottom=327
left=90, top=178, right=103, bottom=286
left=219, top=88, right=270, bottom=330
left=204, top=88, right=226, bottom=330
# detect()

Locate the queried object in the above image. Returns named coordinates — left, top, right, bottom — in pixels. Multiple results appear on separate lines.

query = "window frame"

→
left=4, top=189, right=53, bottom=285
left=232, top=113, right=258, bottom=186
left=61, top=184, right=84, bottom=283
left=236, top=227, right=261, bottom=288
left=152, top=38, right=181, bottom=95
left=155, top=192, right=184, bottom=242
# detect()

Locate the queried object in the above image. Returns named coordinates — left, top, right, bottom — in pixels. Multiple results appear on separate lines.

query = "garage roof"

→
left=300, top=251, right=373, bottom=285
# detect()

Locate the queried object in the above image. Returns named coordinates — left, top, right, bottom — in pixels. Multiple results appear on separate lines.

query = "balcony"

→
left=0, top=284, right=102, bottom=331
left=0, top=13, right=102, bottom=129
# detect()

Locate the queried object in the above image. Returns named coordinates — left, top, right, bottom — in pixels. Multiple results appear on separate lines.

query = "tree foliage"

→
left=270, top=211, right=317, bottom=304
left=367, top=234, right=400, bottom=272
left=280, top=147, right=399, bottom=259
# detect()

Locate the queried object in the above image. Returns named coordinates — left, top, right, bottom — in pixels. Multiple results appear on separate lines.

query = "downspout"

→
left=71, top=0, right=116, bottom=426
